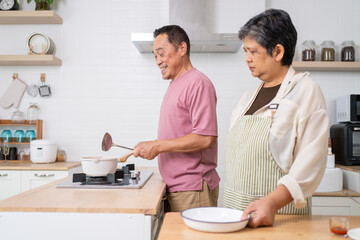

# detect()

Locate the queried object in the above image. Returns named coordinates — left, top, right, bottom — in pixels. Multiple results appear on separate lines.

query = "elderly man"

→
left=133, top=25, right=220, bottom=212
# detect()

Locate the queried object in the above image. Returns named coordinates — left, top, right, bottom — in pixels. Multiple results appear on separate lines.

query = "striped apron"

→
left=223, top=115, right=310, bottom=215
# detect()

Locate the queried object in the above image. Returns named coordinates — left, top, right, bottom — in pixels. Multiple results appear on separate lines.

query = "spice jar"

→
left=56, top=150, right=66, bottom=162
left=341, top=40, right=355, bottom=62
left=27, top=103, right=40, bottom=124
left=302, top=40, right=316, bottom=61
left=321, top=41, right=335, bottom=61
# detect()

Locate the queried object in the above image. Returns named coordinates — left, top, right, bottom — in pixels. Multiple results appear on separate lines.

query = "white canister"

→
left=30, top=140, right=58, bottom=163
left=316, top=168, right=343, bottom=192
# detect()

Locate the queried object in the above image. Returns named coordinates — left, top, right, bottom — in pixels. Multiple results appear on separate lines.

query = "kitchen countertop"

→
left=313, top=188, right=360, bottom=197
left=158, top=213, right=360, bottom=240
left=337, top=164, right=360, bottom=173
left=0, top=167, right=166, bottom=215
left=0, top=160, right=81, bottom=170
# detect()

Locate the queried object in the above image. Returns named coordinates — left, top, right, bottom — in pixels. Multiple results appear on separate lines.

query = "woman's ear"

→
left=273, top=44, right=285, bottom=62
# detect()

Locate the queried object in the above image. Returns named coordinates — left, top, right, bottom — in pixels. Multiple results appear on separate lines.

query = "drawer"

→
left=21, top=170, right=68, bottom=192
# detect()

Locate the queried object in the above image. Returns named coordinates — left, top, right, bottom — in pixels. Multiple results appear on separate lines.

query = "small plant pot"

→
left=35, top=2, right=50, bottom=10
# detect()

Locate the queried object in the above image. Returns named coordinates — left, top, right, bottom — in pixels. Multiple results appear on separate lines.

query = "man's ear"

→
left=273, top=44, right=285, bottom=62
left=178, top=41, right=188, bottom=56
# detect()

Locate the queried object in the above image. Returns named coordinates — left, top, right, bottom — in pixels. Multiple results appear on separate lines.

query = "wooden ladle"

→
left=120, top=150, right=135, bottom=163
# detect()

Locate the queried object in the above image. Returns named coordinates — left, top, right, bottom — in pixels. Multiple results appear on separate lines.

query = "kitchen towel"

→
left=0, top=78, right=27, bottom=108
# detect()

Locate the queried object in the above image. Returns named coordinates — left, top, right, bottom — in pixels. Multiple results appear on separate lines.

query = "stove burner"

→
left=72, top=164, right=140, bottom=186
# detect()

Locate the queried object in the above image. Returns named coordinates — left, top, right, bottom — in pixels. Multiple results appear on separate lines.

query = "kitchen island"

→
left=159, top=212, right=360, bottom=240
left=0, top=167, right=165, bottom=240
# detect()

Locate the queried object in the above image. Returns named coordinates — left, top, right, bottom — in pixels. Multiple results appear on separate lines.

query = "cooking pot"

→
left=80, top=156, right=118, bottom=177
left=30, top=139, right=57, bottom=163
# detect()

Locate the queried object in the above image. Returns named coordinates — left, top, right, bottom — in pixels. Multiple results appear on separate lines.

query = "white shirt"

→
left=229, top=66, right=329, bottom=208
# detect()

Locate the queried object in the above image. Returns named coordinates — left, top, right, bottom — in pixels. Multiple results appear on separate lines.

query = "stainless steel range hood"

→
left=131, top=0, right=241, bottom=53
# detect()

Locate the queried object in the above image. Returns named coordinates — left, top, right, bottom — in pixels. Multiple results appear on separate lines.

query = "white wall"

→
left=0, top=0, right=360, bottom=206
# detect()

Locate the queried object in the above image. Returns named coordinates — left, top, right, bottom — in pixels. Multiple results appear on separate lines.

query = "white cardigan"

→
left=229, top=66, right=329, bottom=208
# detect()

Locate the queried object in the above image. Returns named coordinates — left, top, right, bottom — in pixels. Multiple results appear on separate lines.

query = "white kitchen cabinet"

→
left=21, top=170, right=68, bottom=192
left=0, top=166, right=81, bottom=200
left=312, top=196, right=360, bottom=216
left=0, top=170, right=21, bottom=200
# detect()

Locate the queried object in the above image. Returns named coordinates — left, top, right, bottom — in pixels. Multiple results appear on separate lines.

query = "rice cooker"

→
left=30, top=140, right=58, bottom=163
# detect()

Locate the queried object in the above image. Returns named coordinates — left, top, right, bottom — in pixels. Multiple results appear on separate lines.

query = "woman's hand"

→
left=241, top=197, right=278, bottom=228
left=241, top=185, right=293, bottom=228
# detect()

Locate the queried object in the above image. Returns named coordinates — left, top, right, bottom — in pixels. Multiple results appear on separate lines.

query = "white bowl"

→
left=348, top=228, right=360, bottom=240
left=80, top=156, right=118, bottom=177
left=181, top=207, right=250, bottom=233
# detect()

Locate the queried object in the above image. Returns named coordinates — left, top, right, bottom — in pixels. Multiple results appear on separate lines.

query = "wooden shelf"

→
left=293, top=61, right=360, bottom=72
left=0, top=55, right=62, bottom=66
left=0, top=119, right=43, bottom=141
left=0, top=11, right=62, bottom=24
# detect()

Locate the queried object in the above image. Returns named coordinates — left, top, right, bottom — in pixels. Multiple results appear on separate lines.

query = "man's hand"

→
left=133, top=141, right=160, bottom=160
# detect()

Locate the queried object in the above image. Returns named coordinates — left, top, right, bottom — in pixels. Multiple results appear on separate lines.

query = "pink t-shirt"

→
left=158, top=68, right=220, bottom=192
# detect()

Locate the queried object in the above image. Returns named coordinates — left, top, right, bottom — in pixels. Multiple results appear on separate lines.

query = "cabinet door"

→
left=21, top=170, right=68, bottom=192
left=0, top=170, right=21, bottom=200
left=312, top=196, right=360, bottom=216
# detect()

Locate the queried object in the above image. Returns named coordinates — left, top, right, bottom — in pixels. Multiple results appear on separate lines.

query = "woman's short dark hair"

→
left=239, top=9, right=297, bottom=66
left=153, top=25, right=191, bottom=57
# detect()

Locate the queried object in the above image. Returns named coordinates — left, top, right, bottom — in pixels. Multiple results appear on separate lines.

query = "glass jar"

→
left=341, top=40, right=355, bottom=62
left=321, top=40, right=335, bottom=61
left=56, top=150, right=66, bottom=162
left=302, top=40, right=316, bottom=61
left=27, top=103, right=40, bottom=124
left=11, top=109, right=25, bottom=124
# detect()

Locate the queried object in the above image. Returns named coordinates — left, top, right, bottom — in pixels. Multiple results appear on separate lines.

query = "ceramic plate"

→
left=348, top=228, right=360, bottom=240
left=181, top=207, right=250, bottom=233
left=27, top=33, right=49, bottom=54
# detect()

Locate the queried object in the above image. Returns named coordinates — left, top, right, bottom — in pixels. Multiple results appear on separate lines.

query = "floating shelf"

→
left=293, top=61, right=360, bottom=72
left=0, top=10, right=62, bottom=24
left=0, top=55, right=62, bottom=66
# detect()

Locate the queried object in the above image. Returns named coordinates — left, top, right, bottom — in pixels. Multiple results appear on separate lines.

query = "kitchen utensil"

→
left=80, top=156, right=118, bottom=177
left=348, top=228, right=360, bottom=240
left=38, top=73, right=51, bottom=97
left=101, top=132, right=133, bottom=151
left=30, top=140, right=57, bottom=163
left=181, top=207, right=250, bottom=233
left=120, top=150, right=134, bottom=163
left=27, top=84, right=39, bottom=97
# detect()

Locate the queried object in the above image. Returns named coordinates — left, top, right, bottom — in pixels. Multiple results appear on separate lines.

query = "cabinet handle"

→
left=0, top=173, right=8, bottom=177
left=34, top=173, right=55, bottom=177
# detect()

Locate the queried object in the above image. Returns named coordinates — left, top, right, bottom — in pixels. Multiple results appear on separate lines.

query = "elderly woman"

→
left=224, top=9, right=329, bottom=227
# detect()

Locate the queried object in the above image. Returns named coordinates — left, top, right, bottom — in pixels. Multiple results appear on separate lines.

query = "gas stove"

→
left=56, top=164, right=153, bottom=189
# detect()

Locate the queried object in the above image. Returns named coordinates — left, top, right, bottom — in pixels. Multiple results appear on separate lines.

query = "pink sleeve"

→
left=187, top=80, right=218, bottom=136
